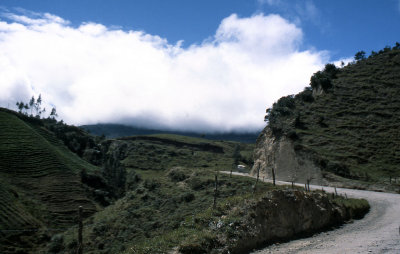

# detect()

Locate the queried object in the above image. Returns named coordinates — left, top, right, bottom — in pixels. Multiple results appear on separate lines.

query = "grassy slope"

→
left=118, top=134, right=254, bottom=171
left=269, top=48, right=400, bottom=182
left=0, top=109, right=101, bottom=253
left=54, top=134, right=261, bottom=253
left=62, top=168, right=283, bottom=254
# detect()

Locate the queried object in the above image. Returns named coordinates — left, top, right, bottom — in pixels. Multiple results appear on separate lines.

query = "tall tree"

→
left=29, top=96, right=35, bottom=116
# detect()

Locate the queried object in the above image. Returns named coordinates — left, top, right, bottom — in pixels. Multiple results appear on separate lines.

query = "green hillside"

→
left=0, top=108, right=257, bottom=253
left=0, top=98, right=370, bottom=253
left=264, top=45, right=400, bottom=182
left=0, top=109, right=103, bottom=253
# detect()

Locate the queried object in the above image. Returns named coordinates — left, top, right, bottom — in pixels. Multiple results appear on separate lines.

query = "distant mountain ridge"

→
left=81, top=123, right=260, bottom=143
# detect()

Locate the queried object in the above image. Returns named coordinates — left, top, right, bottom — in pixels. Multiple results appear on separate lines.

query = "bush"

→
left=310, top=63, right=340, bottom=92
left=167, top=167, right=189, bottom=182
left=264, top=95, right=295, bottom=123
left=297, top=87, right=314, bottom=102
left=180, top=192, right=195, bottom=202
left=143, top=179, right=160, bottom=191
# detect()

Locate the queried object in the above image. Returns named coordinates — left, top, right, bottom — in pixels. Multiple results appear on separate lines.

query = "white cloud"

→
left=0, top=11, right=328, bottom=132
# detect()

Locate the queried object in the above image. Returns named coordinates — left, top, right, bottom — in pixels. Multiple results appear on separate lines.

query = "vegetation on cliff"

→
left=263, top=43, right=400, bottom=184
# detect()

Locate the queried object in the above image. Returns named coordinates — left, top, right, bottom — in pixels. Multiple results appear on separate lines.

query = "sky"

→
left=0, top=0, right=399, bottom=133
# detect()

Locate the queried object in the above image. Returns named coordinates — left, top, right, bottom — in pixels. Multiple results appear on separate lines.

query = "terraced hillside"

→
left=255, top=45, right=400, bottom=184
left=0, top=108, right=102, bottom=253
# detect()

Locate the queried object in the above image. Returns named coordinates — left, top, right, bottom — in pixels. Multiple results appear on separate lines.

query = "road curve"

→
left=222, top=172, right=400, bottom=254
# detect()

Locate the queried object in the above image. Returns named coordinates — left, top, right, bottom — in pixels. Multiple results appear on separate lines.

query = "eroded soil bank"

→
left=178, top=189, right=369, bottom=254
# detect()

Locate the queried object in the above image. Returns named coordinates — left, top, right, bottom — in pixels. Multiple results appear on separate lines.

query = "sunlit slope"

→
left=0, top=109, right=99, bottom=250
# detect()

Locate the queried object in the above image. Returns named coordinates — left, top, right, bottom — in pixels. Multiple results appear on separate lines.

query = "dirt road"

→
left=223, top=172, right=400, bottom=254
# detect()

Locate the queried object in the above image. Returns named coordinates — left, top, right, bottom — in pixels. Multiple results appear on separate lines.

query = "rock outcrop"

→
left=252, top=127, right=323, bottom=184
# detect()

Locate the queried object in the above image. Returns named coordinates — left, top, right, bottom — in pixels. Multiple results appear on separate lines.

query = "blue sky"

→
left=0, top=0, right=399, bottom=132
left=2, top=0, right=398, bottom=58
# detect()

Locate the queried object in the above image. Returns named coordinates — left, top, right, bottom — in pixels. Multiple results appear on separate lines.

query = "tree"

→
left=50, top=107, right=58, bottom=119
left=35, top=94, right=42, bottom=117
left=23, top=103, right=29, bottom=114
left=16, top=102, right=24, bottom=113
left=29, top=96, right=35, bottom=115
left=355, top=51, right=366, bottom=60
left=354, top=50, right=366, bottom=61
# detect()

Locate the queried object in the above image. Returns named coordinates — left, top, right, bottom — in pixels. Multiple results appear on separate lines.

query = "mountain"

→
left=81, top=123, right=260, bottom=143
left=252, top=44, right=400, bottom=188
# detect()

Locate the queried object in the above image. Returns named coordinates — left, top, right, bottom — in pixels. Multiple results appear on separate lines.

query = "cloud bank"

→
left=0, top=10, right=328, bottom=132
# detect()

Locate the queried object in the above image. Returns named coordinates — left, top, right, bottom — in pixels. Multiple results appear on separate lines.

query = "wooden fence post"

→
left=78, top=206, right=83, bottom=254
left=272, top=167, right=276, bottom=186
left=213, top=174, right=218, bottom=209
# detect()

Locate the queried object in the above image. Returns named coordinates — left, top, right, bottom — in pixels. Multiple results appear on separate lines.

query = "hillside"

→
left=253, top=45, right=400, bottom=188
left=0, top=108, right=256, bottom=253
left=81, top=123, right=260, bottom=143
left=0, top=108, right=368, bottom=254
left=0, top=108, right=106, bottom=253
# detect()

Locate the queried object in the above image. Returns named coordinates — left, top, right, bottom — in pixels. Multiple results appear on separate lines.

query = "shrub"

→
left=310, top=63, right=340, bottom=92
left=167, top=167, right=189, bottom=182
left=264, top=95, right=295, bottom=123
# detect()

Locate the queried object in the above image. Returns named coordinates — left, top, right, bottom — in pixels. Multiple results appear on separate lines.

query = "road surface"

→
left=222, top=172, right=400, bottom=254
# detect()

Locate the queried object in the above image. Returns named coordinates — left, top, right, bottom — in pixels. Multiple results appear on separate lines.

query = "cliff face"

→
left=252, top=127, right=322, bottom=184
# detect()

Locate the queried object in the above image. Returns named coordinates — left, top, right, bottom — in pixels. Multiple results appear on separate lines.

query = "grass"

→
left=265, top=47, right=400, bottom=183
left=0, top=109, right=102, bottom=253
left=118, top=134, right=254, bottom=171
left=333, top=197, right=370, bottom=219
left=60, top=166, right=280, bottom=254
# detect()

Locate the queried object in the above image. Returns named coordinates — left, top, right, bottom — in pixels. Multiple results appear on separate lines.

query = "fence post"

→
left=272, top=167, right=276, bottom=186
left=78, top=206, right=83, bottom=254
left=213, top=174, right=218, bottom=209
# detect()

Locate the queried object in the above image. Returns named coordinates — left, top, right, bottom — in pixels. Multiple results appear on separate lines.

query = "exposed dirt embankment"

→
left=252, top=128, right=323, bottom=185
left=252, top=186, right=400, bottom=254
left=178, top=189, right=368, bottom=254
